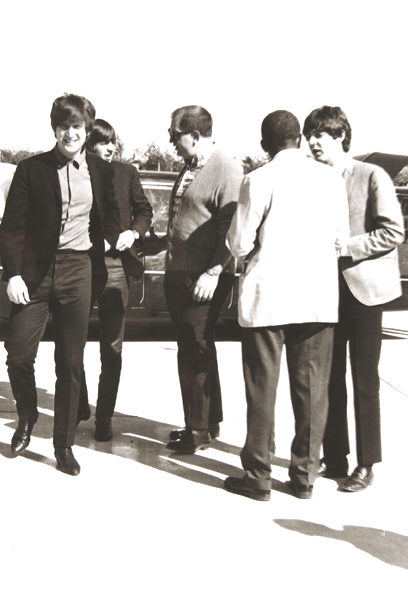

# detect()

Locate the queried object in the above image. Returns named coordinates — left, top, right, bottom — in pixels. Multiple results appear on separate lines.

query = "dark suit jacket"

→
left=107, top=161, right=153, bottom=279
left=0, top=148, right=120, bottom=296
left=340, top=159, right=404, bottom=306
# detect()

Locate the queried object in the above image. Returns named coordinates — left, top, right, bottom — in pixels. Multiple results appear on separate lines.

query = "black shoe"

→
left=95, top=419, right=113, bottom=442
left=76, top=404, right=91, bottom=427
left=224, top=475, right=271, bottom=501
left=169, top=423, right=220, bottom=441
left=319, top=459, right=348, bottom=478
left=168, top=427, right=188, bottom=440
left=340, top=466, right=374, bottom=492
left=55, top=447, right=80, bottom=476
left=11, top=420, right=35, bottom=456
left=289, top=482, right=314, bottom=499
left=166, top=429, right=212, bottom=454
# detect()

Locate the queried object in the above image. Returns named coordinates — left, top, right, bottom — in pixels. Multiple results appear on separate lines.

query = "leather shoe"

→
left=341, top=466, right=374, bottom=492
left=169, top=423, right=220, bottom=441
left=166, top=429, right=212, bottom=454
left=224, top=475, right=271, bottom=501
left=11, top=420, right=35, bottom=455
left=55, top=447, right=81, bottom=476
left=289, top=482, right=313, bottom=499
left=76, top=404, right=91, bottom=427
left=319, top=459, right=348, bottom=478
left=95, top=419, right=113, bottom=442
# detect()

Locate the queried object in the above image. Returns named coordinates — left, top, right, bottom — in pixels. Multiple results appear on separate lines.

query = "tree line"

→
left=0, top=143, right=269, bottom=175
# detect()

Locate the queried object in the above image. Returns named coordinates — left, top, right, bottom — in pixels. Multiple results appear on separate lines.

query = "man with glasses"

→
left=143, top=105, right=243, bottom=453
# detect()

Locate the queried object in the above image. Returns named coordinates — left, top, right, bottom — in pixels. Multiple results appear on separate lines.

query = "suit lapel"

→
left=43, top=149, right=62, bottom=201
left=87, top=153, right=102, bottom=215
left=342, top=159, right=361, bottom=212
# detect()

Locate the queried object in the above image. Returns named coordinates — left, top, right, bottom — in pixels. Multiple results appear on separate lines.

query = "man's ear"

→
left=191, top=130, right=200, bottom=142
left=260, top=139, right=267, bottom=153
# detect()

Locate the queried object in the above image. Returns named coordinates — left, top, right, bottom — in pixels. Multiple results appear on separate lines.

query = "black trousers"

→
left=164, top=271, right=234, bottom=430
left=5, top=252, right=92, bottom=448
left=323, top=274, right=383, bottom=467
left=79, top=256, right=129, bottom=422
left=240, top=323, right=334, bottom=490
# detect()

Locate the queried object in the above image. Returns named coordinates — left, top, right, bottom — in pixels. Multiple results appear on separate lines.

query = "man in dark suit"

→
left=77, top=119, right=152, bottom=441
left=0, top=94, right=120, bottom=475
left=303, top=106, right=404, bottom=491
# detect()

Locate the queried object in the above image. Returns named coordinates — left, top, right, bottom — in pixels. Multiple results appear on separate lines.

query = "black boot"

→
left=11, top=419, right=35, bottom=456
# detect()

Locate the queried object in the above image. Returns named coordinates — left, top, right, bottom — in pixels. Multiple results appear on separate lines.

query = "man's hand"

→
left=116, top=230, right=137, bottom=252
left=138, top=226, right=166, bottom=257
left=190, top=272, right=219, bottom=303
left=7, top=276, right=30, bottom=305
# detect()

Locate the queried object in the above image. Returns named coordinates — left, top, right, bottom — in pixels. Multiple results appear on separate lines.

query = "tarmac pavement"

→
left=0, top=310, right=407, bottom=595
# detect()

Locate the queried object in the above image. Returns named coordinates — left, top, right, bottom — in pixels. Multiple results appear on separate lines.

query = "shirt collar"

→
left=55, top=144, right=87, bottom=169
left=333, top=153, right=352, bottom=176
left=185, top=141, right=216, bottom=169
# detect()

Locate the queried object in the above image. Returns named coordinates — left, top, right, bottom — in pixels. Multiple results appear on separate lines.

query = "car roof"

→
left=354, top=152, right=408, bottom=181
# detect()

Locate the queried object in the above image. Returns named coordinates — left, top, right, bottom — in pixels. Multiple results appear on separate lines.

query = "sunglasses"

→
left=168, top=128, right=191, bottom=143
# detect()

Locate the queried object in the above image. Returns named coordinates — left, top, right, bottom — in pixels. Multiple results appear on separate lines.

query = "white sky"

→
left=1, top=0, right=408, bottom=161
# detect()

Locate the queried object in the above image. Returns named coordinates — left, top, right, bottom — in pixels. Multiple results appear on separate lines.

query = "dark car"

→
left=355, top=153, right=408, bottom=311
left=0, top=168, right=240, bottom=341
left=111, top=170, right=240, bottom=340
left=1, top=156, right=408, bottom=341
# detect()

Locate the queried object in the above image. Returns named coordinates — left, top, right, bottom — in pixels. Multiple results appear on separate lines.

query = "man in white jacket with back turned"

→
left=224, top=110, right=349, bottom=501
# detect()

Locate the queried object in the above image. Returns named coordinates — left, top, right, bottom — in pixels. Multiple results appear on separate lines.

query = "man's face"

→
left=92, top=141, right=116, bottom=162
left=55, top=122, right=87, bottom=159
left=169, top=116, right=196, bottom=160
left=306, top=131, right=344, bottom=167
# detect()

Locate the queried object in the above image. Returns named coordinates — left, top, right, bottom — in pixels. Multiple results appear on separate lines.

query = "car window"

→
left=140, top=172, right=176, bottom=272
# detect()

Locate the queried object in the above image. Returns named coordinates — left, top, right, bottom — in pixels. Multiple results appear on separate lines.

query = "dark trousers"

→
left=164, top=271, right=234, bottom=430
left=78, top=257, right=129, bottom=421
left=240, top=323, right=334, bottom=490
left=96, top=257, right=129, bottom=420
left=323, top=274, right=383, bottom=467
left=5, top=252, right=92, bottom=447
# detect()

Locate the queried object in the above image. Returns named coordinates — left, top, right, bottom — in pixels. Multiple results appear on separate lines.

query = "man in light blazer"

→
left=303, top=105, right=404, bottom=491
left=0, top=94, right=120, bottom=475
left=224, top=110, right=349, bottom=501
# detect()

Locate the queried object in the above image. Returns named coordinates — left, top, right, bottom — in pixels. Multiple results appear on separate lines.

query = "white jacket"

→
left=227, top=149, right=349, bottom=327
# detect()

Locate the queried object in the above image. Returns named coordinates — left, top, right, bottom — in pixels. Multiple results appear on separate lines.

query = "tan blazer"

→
left=340, top=159, right=404, bottom=306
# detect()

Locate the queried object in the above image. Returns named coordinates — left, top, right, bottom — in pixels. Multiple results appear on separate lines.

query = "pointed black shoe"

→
left=11, top=420, right=35, bottom=456
left=169, top=423, right=220, bottom=441
left=55, top=447, right=81, bottom=476
left=288, top=482, right=314, bottom=499
left=166, top=429, right=212, bottom=454
left=224, top=476, right=271, bottom=501
left=340, top=466, right=373, bottom=492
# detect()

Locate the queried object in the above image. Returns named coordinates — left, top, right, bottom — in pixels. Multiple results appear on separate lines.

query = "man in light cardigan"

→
left=142, top=105, right=243, bottom=454
left=224, top=110, right=349, bottom=501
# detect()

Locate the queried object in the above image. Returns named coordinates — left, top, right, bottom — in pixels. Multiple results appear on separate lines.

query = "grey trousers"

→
left=240, top=323, right=334, bottom=490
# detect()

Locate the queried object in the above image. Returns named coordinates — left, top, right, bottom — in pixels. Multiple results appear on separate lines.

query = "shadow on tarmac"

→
left=274, top=519, right=408, bottom=570
left=3, top=379, right=407, bottom=571
left=0, top=379, right=292, bottom=494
